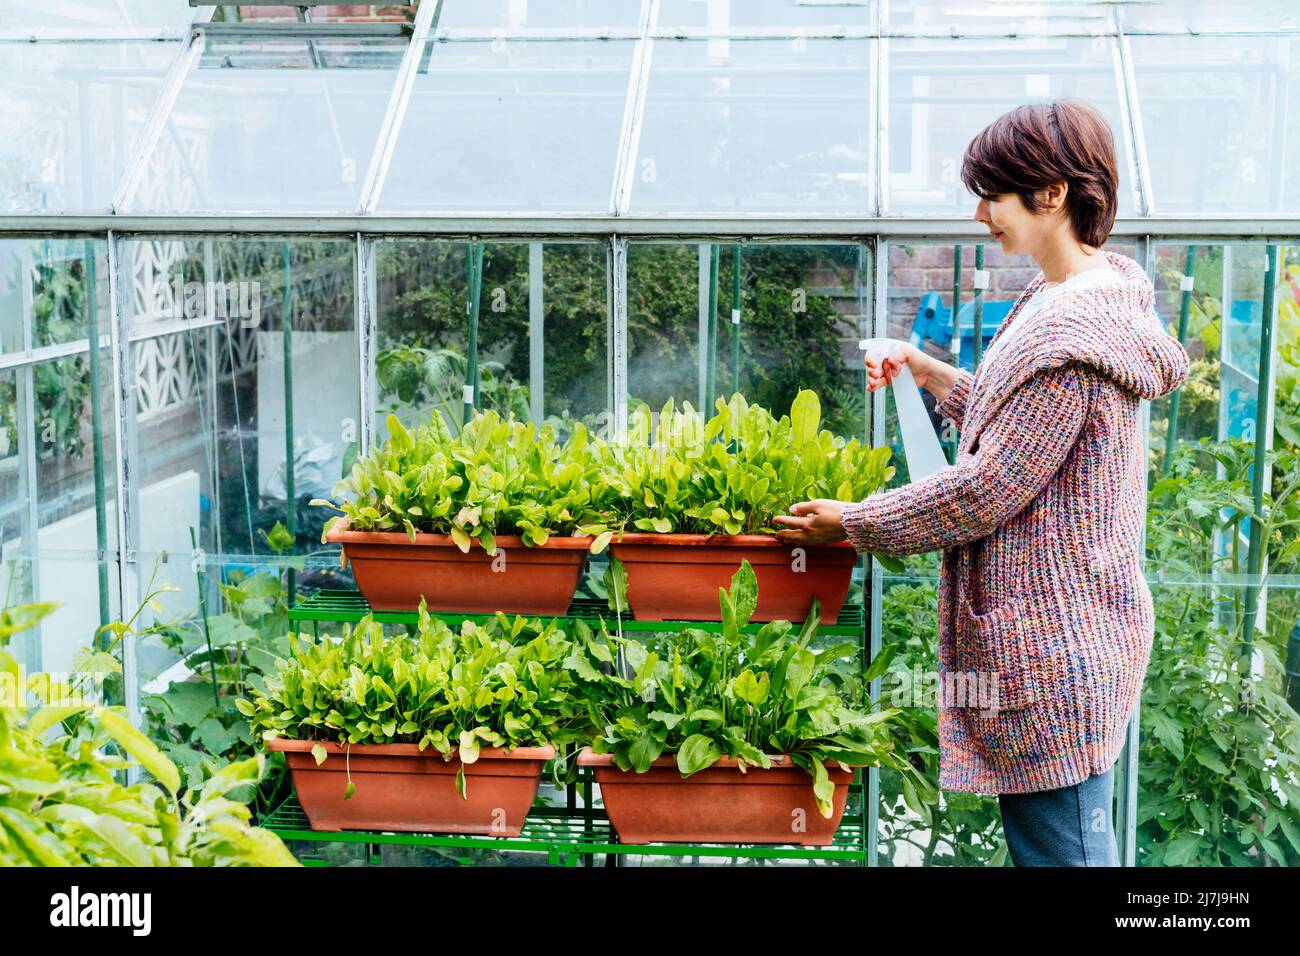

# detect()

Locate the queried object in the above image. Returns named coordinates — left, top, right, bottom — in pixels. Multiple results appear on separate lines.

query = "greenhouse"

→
left=0, top=0, right=1297, bottom=886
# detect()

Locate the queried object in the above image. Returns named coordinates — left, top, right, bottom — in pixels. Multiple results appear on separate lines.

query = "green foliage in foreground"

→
left=238, top=611, right=588, bottom=798
left=0, top=603, right=296, bottom=867
left=567, top=561, right=933, bottom=818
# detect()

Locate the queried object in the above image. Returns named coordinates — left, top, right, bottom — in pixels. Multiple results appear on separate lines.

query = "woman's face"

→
left=973, top=181, right=1070, bottom=257
left=973, top=192, right=1038, bottom=255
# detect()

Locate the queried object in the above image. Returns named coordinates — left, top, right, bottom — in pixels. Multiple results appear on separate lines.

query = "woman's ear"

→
left=1037, top=180, right=1068, bottom=212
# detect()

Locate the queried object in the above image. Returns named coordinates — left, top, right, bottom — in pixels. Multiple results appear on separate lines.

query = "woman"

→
left=773, top=99, right=1190, bottom=867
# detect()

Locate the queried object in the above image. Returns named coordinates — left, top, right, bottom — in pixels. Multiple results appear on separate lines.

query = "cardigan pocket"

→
left=957, top=593, right=1038, bottom=713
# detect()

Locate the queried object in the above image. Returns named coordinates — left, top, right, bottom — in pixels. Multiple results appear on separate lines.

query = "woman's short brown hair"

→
left=961, top=99, right=1119, bottom=248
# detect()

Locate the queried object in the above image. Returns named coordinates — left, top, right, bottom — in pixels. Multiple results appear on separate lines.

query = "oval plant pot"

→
left=577, top=748, right=853, bottom=846
left=606, top=533, right=857, bottom=623
left=326, top=519, right=590, bottom=614
left=266, top=739, right=555, bottom=836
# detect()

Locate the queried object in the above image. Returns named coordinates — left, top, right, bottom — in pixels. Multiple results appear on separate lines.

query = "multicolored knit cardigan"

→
left=842, top=250, right=1190, bottom=794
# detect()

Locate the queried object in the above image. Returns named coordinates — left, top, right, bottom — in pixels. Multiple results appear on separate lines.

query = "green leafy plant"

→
left=566, top=560, right=934, bottom=818
left=1139, top=438, right=1300, bottom=866
left=874, top=575, right=1006, bottom=866
left=0, top=602, right=296, bottom=866
left=238, top=608, right=587, bottom=798
left=377, top=345, right=531, bottom=430
left=142, top=567, right=294, bottom=816
left=316, top=409, right=615, bottom=554
left=599, top=390, right=893, bottom=537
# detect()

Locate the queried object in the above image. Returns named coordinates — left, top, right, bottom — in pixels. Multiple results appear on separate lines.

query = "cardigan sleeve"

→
left=933, top=367, right=975, bottom=430
left=841, top=363, right=1092, bottom=557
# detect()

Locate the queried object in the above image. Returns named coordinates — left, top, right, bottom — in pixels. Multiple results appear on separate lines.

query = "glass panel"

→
left=885, top=36, right=1135, bottom=216
left=121, top=237, right=358, bottom=635
left=374, top=239, right=608, bottom=439
left=212, top=4, right=417, bottom=26
left=655, top=0, right=872, bottom=33
left=1121, top=0, right=1300, bottom=34
left=437, top=0, right=642, bottom=31
left=0, top=42, right=178, bottom=214
left=0, top=239, right=119, bottom=677
left=875, top=571, right=1006, bottom=865
left=378, top=39, right=633, bottom=213
left=1129, top=36, right=1293, bottom=213
left=127, top=37, right=403, bottom=213
left=2, top=0, right=197, bottom=34
left=0, top=238, right=101, bottom=354
left=626, top=241, right=870, bottom=439
left=1141, top=242, right=1298, bottom=866
left=629, top=38, right=872, bottom=214
left=885, top=0, right=1113, bottom=36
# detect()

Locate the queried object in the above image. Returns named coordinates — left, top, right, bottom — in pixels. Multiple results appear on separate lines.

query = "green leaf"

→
left=1192, top=747, right=1229, bottom=775
left=809, top=756, right=836, bottom=819
left=790, top=389, right=821, bottom=447
left=629, top=732, right=663, bottom=773
left=0, top=602, right=59, bottom=641
left=156, top=680, right=219, bottom=729
left=676, top=734, right=721, bottom=777
left=96, top=706, right=181, bottom=795
left=263, top=521, right=295, bottom=554
left=732, top=668, right=769, bottom=705
left=604, top=556, right=629, bottom=615
left=1163, top=832, right=1202, bottom=866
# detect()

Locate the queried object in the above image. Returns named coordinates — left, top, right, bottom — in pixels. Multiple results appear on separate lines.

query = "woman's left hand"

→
left=772, top=499, right=850, bottom=546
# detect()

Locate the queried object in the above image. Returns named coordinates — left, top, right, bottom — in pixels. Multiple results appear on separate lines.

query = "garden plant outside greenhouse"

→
left=0, top=0, right=1296, bottom=907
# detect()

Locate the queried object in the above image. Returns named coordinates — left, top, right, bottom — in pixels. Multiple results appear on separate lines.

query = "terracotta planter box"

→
left=578, top=748, right=854, bottom=845
left=267, top=739, right=554, bottom=835
left=326, top=519, right=590, bottom=614
left=606, top=533, right=857, bottom=623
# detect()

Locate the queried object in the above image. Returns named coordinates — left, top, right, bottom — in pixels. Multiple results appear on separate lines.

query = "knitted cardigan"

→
left=841, top=250, right=1190, bottom=795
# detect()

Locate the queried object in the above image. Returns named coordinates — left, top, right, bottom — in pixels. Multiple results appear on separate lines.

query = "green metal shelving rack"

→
left=264, top=588, right=873, bottom=867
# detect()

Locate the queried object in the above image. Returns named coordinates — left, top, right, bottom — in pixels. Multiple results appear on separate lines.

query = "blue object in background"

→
left=908, top=291, right=1015, bottom=370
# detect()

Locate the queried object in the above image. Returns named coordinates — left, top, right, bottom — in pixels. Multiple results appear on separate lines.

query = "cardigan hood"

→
left=965, top=250, right=1190, bottom=435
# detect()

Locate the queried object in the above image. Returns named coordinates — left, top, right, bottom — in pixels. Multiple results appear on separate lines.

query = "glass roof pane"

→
left=436, top=0, right=643, bottom=31
left=1121, top=0, right=1299, bottom=34
left=885, top=1, right=1115, bottom=36
left=654, top=0, right=872, bottom=32
left=377, top=39, right=634, bottom=213
left=885, top=36, right=1136, bottom=216
left=1, top=0, right=196, bottom=34
left=212, top=4, right=416, bottom=25
left=0, top=41, right=178, bottom=213
left=1129, top=35, right=1294, bottom=213
left=628, top=38, right=872, bottom=214
left=127, top=37, right=403, bottom=213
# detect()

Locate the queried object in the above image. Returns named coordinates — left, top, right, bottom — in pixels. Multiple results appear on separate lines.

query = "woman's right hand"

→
left=866, top=342, right=935, bottom=392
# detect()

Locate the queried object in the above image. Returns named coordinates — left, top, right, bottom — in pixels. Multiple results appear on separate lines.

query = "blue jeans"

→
left=997, top=763, right=1119, bottom=866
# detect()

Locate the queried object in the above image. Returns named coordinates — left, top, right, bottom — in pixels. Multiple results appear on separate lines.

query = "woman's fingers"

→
left=771, top=514, right=811, bottom=528
left=866, top=354, right=900, bottom=391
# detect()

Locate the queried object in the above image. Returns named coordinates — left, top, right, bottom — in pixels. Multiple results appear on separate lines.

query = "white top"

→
left=980, top=266, right=1125, bottom=371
